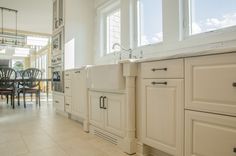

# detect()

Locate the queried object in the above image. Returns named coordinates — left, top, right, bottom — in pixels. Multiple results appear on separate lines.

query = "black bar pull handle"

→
left=233, top=147, right=236, bottom=153
left=99, top=96, right=103, bottom=109
left=151, top=68, right=167, bottom=72
left=151, top=82, right=168, bottom=85
left=103, top=96, right=107, bottom=109
left=233, top=82, right=236, bottom=87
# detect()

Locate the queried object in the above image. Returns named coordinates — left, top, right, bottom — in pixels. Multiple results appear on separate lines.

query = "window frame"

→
left=98, top=0, right=121, bottom=56
left=105, top=8, right=121, bottom=54
left=183, top=0, right=236, bottom=40
left=134, top=0, right=164, bottom=49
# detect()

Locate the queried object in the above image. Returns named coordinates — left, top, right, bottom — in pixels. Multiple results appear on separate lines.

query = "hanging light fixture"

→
left=0, top=7, right=26, bottom=47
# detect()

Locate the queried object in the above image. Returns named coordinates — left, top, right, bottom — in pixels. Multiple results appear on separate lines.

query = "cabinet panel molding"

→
left=141, top=79, right=184, bottom=156
left=185, top=110, right=236, bottom=156
left=185, top=53, right=236, bottom=116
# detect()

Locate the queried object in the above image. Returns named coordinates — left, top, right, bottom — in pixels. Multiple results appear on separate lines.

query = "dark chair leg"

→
left=23, top=92, right=26, bottom=108
left=18, top=92, right=20, bottom=106
left=35, top=93, right=38, bottom=105
left=38, top=91, right=41, bottom=107
left=12, top=93, right=15, bottom=109
left=10, top=95, right=12, bottom=106
left=7, top=95, right=9, bottom=104
left=11, top=93, right=15, bottom=109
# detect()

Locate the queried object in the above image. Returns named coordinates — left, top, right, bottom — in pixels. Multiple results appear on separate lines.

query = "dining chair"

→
left=0, top=67, right=17, bottom=109
left=17, top=68, right=42, bottom=108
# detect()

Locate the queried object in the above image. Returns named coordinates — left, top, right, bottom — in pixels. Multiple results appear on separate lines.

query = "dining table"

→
left=0, top=78, right=52, bottom=100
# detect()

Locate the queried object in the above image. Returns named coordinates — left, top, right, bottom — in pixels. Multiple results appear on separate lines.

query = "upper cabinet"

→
left=53, top=0, right=64, bottom=32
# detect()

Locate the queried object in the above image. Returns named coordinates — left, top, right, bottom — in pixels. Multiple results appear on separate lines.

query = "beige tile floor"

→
left=0, top=96, right=133, bottom=156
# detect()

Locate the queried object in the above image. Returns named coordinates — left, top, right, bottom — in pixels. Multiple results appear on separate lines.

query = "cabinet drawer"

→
left=141, top=59, right=184, bottom=78
left=64, top=80, right=71, bottom=96
left=53, top=93, right=64, bottom=111
left=185, top=53, right=236, bottom=116
left=65, top=96, right=71, bottom=113
left=185, top=110, right=236, bottom=156
left=64, top=71, right=72, bottom=80
left=65, top=97, right=72, bottom=106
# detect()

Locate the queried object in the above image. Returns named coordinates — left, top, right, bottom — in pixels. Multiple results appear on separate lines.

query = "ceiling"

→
left=0, top=0, right=53, bottom=34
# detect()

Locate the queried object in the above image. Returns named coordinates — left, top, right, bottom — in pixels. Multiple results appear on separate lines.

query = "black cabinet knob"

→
left=233, top=82, right=236, bottom=87
left=234, top=147, right=236, bottom=153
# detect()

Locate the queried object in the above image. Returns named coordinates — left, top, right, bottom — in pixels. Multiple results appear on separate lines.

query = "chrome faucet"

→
left=112, top=43, right=133, bottom=59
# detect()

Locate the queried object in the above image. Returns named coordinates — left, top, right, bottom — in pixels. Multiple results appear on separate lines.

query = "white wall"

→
left=94, top=0, right=109, bottom=8
left=64, top=0, right=95, bottom=68
left=0, top=0, right=52, bottom=34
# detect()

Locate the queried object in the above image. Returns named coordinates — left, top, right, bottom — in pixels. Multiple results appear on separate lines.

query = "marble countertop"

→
left=64, top=65, right=92, bottom=71
left=120, top=48, right=236, bottom=63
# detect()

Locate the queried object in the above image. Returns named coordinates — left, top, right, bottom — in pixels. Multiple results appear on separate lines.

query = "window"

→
left=137, top=0, right=163, bottom=46
left=188, top=0, right=236, bottom=35
left=105, top=9, right=121, bottom=54
left=27, top=36, right=49, bottom=46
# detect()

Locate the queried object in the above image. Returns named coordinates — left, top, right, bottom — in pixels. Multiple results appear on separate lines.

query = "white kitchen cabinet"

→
left=53, top=91, right=64, bottom=113
left=185, top=110, right=236, bottom=156
left=88, top=91, right=104, bottom=129
left=89, top=91, right=125, bottom=137
left=64, top=69, right=87, bottom=118
left=141, top=79, right=184, bottom=156
left=64, top=70, right=72, bottom=113
left=71, top=69, right=87, bottom=118
left=185, top=53, right=236, bottom=116
left=104, top=93, right=125, bottom=137
left=53, top=0, right=64, bottom=31
left=140, top=59, right=184, bottom=156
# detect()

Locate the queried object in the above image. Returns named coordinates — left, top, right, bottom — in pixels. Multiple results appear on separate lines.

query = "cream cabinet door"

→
left=104, top=93, right=125, bottom=137
left=185, top=110, right=236, bottom=156
left=89, top=91, right=104, bottom=129
left=71, top=70, right=87, bottom=117
left=142, top=79, right=184, bottom=156
left=185, top=53, right=236, bottom=116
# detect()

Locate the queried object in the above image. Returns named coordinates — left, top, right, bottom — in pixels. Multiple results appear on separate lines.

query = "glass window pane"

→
left=190, top=0, right=236, bottom=35
left=138, top=0, right=163, bottom=46
left=106, top=9, right=121, bottom=54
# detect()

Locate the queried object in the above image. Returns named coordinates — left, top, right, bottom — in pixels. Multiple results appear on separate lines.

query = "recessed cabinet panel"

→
left=185, top=111, right=236, bottom=156
left=146, top=87, right=176, bottom=146
left=185, top=53, right=236, bottom=116
left=89, top=91, right=104, bottom=129
left=142, top=79, right=184, bottom=156
left=104, top=93, right=125, bottom=137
